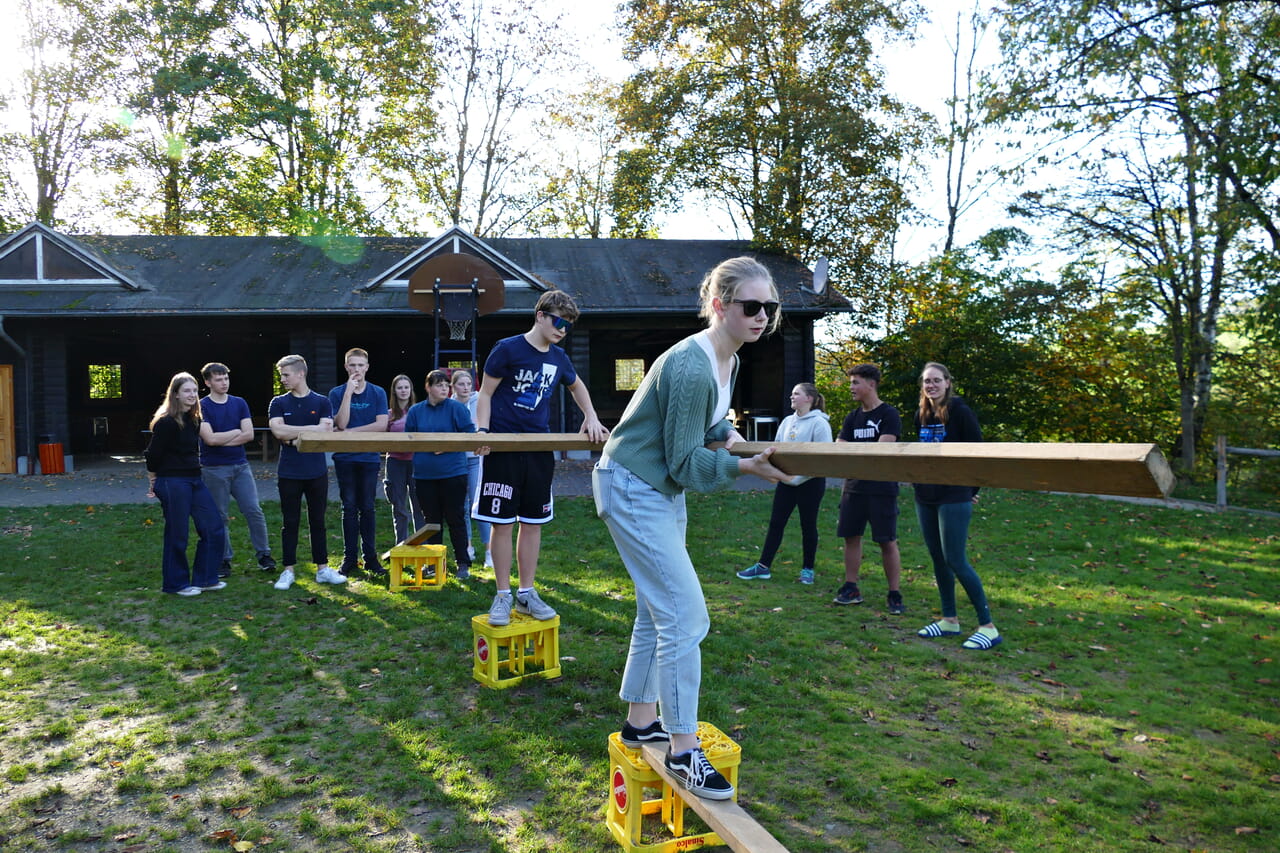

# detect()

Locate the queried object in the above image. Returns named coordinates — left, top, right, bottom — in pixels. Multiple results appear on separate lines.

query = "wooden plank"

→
left=293, top=433, right=1175, bottom=498
left=403, top=523, right=442, bottom=546
left=638, top=744, right=789, bottom=853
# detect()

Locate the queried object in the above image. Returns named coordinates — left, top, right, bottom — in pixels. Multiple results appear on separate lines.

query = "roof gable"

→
left=363, top=225, right=547, bottom=296
left=0, top=222, right=144, bottom=290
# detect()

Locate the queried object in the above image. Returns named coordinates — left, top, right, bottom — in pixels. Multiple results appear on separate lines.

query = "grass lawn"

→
left=0, top=489, right=1277, bottom=852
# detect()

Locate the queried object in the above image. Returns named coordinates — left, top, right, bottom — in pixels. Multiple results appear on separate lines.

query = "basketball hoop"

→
left=447, top=318, right=471, bottom=340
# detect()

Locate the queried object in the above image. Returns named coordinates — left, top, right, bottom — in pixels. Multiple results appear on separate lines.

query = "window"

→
left=88, top=364, right=123, bottom=400
left=614, top=358, right=645, bottom=392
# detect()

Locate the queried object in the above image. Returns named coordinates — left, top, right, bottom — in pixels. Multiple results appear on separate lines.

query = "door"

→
left=0, top=365, right=13, bottom=474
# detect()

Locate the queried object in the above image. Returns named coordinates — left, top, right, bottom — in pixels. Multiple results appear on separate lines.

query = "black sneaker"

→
left=339, top=561, right=360, bottom=578
left=833, top=581, right=863, bottom=605
left=620, top=718, right=669, bottom=748
left=888, top=590, right=905, bottom=614
left=665, top=747, right=734, bottom=800
left=257, top=553, right=277, bottom=572
left=218, top=560, right=232, bottom=579
left=455, top=565, right=471, bottom=580
left=364, top=556, right=387, bottom=576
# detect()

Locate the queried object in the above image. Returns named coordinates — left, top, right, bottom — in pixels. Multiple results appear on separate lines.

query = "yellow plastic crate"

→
left=470, top=611, right=561, bottom=689
left=606, top=722, right=741, bottom=852
left=387, top=544, right=448, bottom=591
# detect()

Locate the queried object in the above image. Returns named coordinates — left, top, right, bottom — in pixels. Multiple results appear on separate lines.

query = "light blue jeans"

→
left=915, top=499, right=991, bottom=624
left=593, top=459, right=708, bottom=736
left=202, top=461, right=270, bottom=562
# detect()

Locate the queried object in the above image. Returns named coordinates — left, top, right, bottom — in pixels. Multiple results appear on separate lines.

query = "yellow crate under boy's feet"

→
left=470, top=612, right=561, bottom=689
left=607, top=722, right=741, bottom=852
left=388, top=544, right=448, bottom=591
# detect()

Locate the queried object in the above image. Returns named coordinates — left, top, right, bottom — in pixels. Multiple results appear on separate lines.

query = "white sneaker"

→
left=173, top=586, right=202, bottom=597
left=274, top=568, right=295, bottom=590
left=316, top=566, right=348, bottom=584
left=488, top=593, right=513, bottom=626
left=484, top=550, right=494, bottom=569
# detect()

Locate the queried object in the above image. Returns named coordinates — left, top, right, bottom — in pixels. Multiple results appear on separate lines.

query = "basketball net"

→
left=447, top=318, right=471, bottom=340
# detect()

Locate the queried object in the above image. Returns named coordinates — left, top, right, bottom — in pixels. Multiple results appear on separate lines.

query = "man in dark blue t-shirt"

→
left=268, top=354, right=345, bottom=591
left=199, top=362, right=275, bottom=577
left=834, top=363, right=904, bottom=612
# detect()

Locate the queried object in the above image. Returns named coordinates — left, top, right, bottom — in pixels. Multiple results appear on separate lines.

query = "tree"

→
left=617, top=0, right=931, bottom=325
left=989, top=0, right=1279, bottom=473
left=98, top=0, right=238, bottom=234
left=529, top=79, right=626, bottom=239
left=0, top=0, right=122, bottom=229
left=388, top=0, right=571, bottom=237
left=212, top=0, right=438, bottom=235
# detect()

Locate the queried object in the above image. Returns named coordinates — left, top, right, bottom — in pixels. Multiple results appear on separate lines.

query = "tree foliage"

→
left=987, top=0, right=1280, bottom=472
left=617, top=0, right=932, bottom=324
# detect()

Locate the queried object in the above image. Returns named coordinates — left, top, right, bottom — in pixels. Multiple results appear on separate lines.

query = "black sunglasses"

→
left=542, top=312, right=573, bottom=333
left=731, top=299, right=781, bottom=319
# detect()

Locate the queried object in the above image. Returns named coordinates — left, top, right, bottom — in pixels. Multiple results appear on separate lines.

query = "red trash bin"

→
left=39, top=443, right=65, bottom=474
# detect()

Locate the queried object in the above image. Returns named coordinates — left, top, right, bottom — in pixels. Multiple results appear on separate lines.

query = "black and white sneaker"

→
left=620, top=718, right=669, bottom=748
left=665, top=747, right=734, bottom=800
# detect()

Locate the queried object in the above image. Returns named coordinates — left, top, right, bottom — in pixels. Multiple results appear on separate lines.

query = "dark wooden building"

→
left=0, top=223, right=848, bottom=473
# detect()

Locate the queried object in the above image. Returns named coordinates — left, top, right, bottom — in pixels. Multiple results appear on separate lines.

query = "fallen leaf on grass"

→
left=1269, top=774, right=1280, bottom=784
left=292, top=774, right=318, bottom=784
left=1036, top=751, right=1052, bottom=762
left=1133, top=734, right=1149, bottom=743
left=209, top=829, right=238, bottom=841
left=1102, top=751, right=1121, bottom=763
left=940, top=777, right=958, bottom=787
left=233, top=842, right=256, bottom=851
left=1235, top=827, right=1259, bottom=835
left=1088, top=645, right=1109, bottom=652
left=229, top=805, right=252, bottom=818
left=961, top=738, right=980, bottom=750
left=1041, top=678, right=1067, bottom=687
left=114, top=832, right=137, bottom=841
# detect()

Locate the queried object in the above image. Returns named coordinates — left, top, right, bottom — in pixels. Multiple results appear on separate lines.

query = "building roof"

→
left=0, top=223, right=849, bottom=319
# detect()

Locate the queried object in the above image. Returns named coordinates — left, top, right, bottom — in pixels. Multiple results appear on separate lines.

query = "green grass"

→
left=0, top=491, right=1277, bottom=851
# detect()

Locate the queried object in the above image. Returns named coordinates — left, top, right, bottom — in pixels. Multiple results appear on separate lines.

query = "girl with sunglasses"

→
left=593, top=256, right=788, bottom=800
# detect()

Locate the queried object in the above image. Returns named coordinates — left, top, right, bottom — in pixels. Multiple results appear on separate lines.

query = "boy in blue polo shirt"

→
left=268, top=354, right=343, bottom=590
left=474, top=290, right=609, bottom=625
left=329, top=347, right=388, bottom=577
left=198, top=362, right=275, bottom=577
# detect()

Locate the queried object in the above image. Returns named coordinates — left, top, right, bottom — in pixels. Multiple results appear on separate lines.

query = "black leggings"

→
left=758, top=477, right=826, bottom=569
left=415, top=474, right=472, bottom=568
left=279, top=475, right=328, bottom=567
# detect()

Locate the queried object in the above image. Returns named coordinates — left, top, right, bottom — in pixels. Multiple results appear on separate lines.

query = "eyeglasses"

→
left=731, top=299, right=781, bottom=319
left=542, top=312, right=573, bottom=333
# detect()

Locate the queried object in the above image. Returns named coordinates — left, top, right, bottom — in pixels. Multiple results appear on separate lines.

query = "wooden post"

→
left=638, top=744, right=789, bottom=853
left=293, top=433, right=1177, bottom=499
left=1216, top=435, right=1228, bottom=509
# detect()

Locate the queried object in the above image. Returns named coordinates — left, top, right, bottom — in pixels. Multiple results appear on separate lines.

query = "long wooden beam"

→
left=638, top=744, right=790, bottom=853
left=293, top=433, right=1175, bottom=499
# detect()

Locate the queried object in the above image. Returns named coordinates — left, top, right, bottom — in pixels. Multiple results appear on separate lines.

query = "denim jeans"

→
left=465, top=456, right=491, bottom=550
left=915, top=499, right=991, bottom=624
left=383, top=456, right=424, bottom=544
left=153, top=475, right=225, bottom=592
left=279, top=475, right=328, bottom=567
left=202, top=461, right=271, bottom=561
left=593, top=460, right=708, bottom=736
left=334, top=460, right=380, bottom=565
